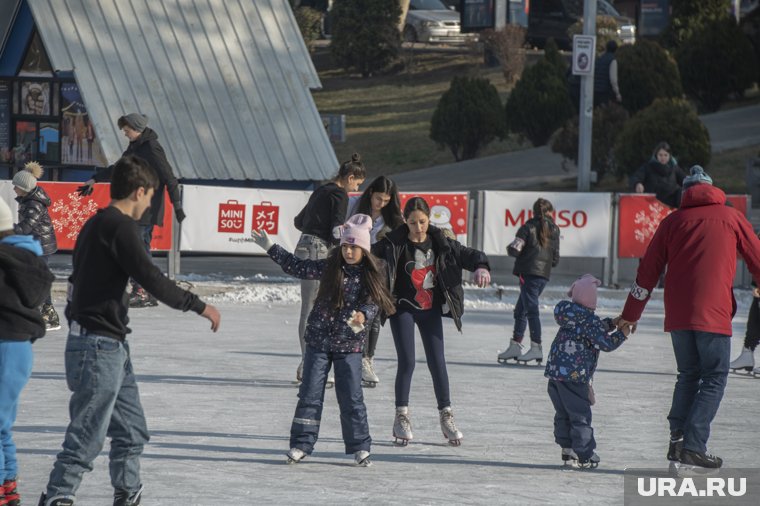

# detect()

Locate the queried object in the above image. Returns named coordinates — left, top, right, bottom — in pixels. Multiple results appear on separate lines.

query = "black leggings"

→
left=389, top=308, right=450, bottom=411
left=744, top=297, right=760, bottom=351
left=364, top=313, right=381, bottom=358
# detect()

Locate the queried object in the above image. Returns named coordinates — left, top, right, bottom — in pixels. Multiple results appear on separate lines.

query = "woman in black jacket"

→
left=631, top=141, right=686, bottom=209
left=499, top=198, right=560, bottom=365
left=373, top=197, right=490, bottom=446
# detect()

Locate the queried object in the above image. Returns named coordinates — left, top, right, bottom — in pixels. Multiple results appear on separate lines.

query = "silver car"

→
left=403, top=0, right=477, bottom=44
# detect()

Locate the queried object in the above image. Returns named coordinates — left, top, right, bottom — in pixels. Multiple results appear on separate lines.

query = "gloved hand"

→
left=474, top=268, right=491, bottom=288
left=76, top=184, right=94, bottom=196
left=251, top=229, right=274, bottom=251
left=175, top=208, right=186, bottom=223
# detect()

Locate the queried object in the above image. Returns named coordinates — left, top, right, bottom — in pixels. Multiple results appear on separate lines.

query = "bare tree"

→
left=399, top=0, right=410, bottom=31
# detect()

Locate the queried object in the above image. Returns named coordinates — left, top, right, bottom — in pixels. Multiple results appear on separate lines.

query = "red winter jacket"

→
left=622, top=184, right=760, bottom=335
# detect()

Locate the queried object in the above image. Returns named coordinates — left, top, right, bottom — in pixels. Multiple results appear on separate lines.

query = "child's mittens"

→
left=347, top=310, right=365, bottom=334
left=251, top=229, right=274, bottom=251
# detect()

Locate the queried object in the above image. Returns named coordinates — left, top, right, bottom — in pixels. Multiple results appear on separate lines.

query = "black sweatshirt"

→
left=293, top=182, right=348, bottom=243
left=65, top=207, right=206, bottom=340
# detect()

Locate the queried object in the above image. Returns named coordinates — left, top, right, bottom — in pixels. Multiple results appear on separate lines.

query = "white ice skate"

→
left=286, top=447, right=306, bottom=464
left=577, top=452, right=600, bottom=469
left=497, top=339, right=524, bottom=364
left=754, top=366, right=760, bottom=378
left=730, top=347, right=755, bottom=373
left=562, top=448, right=579, bottom=468
left=296, top=360, right=304, bottom=384
left=439, top=406, right=463, bottom=446
left=516, top=342, right=543, bottom=365
left=362, top=356, right=379, bottom=388
left=393, top=406, right=413, bottom=446
left=354, top=450, right=372, bottom=467
left=326, top=373, right=335, bottom=389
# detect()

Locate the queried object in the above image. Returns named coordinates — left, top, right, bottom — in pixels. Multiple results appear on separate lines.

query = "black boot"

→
left=38, top=493, right=74, bottom=506
left=679, top=449, right=723, bottom=468
left=113, top=484, right=143, bottom=506
left=667, top=429, right=683, bottom=461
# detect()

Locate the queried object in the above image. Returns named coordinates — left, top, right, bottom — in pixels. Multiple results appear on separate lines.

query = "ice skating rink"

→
left=16, top=286, right=760, bottom=505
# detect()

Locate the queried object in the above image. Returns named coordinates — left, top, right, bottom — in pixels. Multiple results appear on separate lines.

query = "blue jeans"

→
left=668, top=330, right=730, bottom=454
left=45, top=328, right=149, bottom=499
left=290, top=345, right=370, bottom=454
left=513, top=275, right=548, bottom=343
left=389, top=308, right=450, bottom=410
left=294, top=234, right=330, bottom=356
left=0, top=340, right=33, bottom=482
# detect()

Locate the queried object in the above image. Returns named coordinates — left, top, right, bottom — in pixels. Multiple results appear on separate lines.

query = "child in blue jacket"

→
left=544, top=274, right=629, bottom=469
left=252, top=214, right=395, bottom=467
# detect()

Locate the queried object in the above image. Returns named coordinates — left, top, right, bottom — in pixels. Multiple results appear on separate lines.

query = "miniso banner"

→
left=180, top=185, right=311, bottom=253
left=482, top=191, right=612, bottom=258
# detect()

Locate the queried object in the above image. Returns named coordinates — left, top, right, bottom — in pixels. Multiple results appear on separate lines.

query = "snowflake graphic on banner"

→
left=51, top=192, right=100, bottom=240
left=633, top=201, right=672, bottom=244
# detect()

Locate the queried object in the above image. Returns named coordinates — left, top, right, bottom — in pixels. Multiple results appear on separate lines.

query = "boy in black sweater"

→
left=39, top=155, right=220, bottom=506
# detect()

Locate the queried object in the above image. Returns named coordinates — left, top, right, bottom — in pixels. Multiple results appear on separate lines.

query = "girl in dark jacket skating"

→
left=252, top=214, right=395, bottom=467
left=373, top=197, right=491, bottom=446
left=499, top=198, right=560, bottom=365
left=12, top=161, right=59, bottom=330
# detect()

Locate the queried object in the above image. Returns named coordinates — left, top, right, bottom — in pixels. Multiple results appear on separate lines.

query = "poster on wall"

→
left=20, top=81, right=50, bottom=115
left=60, top=83, right=106, bottom=166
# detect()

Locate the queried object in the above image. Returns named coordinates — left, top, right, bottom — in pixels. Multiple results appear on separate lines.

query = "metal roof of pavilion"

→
left=27, top=0, right=337, bottom=181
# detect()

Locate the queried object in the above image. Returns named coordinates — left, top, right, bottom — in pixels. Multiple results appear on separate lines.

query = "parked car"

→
left=527, top=0, right=636, bottom=49
left=404, top=0, right=477, bottom=44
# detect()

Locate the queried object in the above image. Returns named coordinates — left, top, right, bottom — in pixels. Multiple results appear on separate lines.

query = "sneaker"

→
left=128, top=288, right=158, bottom=308
left=37, top=494, right=75, bottom=506
left=578, top=452, right=600, bottom=469
left=679, top=449, right=723, bottom=468
left=113, top=484, right=143, bottom=506
left=667, top=429, right=683, bottom=462
left=354, top=450, right=372, bottom=467
left=286, top=447, right=306, bottom=464
left=41, top=304, right=61, bottom=331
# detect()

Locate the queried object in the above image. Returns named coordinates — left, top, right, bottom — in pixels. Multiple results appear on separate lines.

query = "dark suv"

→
left=527, top=0, right=635, bottom=49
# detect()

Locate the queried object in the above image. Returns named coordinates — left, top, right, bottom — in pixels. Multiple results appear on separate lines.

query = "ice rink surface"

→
left=15, top=284, right=760, bottom=505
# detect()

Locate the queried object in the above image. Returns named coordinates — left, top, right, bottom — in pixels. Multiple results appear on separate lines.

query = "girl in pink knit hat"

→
left=252, top=214, right=395, bottom=467
left=544, top=274, right=630, bottom=469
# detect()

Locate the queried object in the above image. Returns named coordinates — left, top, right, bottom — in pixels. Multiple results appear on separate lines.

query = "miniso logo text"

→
left=637, top=477, right=746, bottom=498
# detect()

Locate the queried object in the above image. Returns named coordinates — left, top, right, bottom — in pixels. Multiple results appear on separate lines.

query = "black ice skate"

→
left=515, top=342, right=543, bottom=365
left=667, top=430, right=683, bottom=462
left=37, top=494, right=74, bottom=506
left=679, top=449, right=723, bottom=468
left=286, top=447, right=306, bottom=464
left=113, top=484, right=144, bottom=506
left=128, top=287, right=158, bottom=308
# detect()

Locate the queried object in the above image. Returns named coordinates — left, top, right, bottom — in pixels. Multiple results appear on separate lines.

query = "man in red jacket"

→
left=620, top=166, right=760, bottom=469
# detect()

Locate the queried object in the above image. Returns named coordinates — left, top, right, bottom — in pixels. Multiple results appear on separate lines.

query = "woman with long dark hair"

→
left=348, top=176, right=404, bottom=387
left=631, top=141, right=686, bottom=208
left=498, top=198, right=560, bottom=365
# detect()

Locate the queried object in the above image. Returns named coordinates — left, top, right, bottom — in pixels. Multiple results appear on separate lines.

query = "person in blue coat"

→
left=545, top=274, right=630, bottom=469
